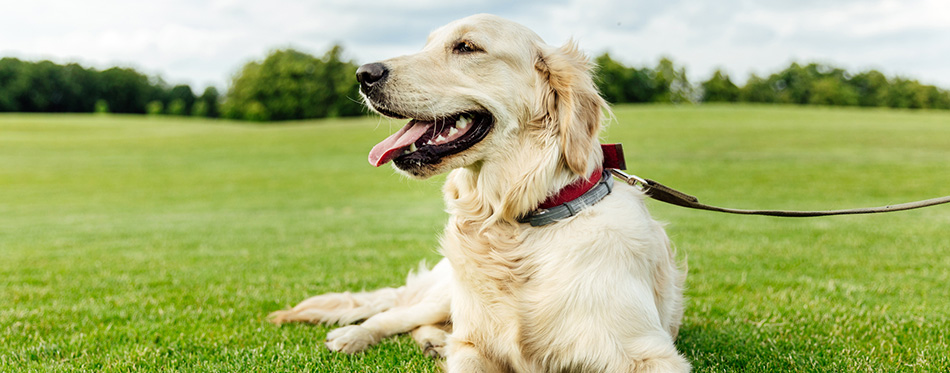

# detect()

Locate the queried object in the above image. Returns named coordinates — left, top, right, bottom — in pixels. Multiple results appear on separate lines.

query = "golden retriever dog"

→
left=270, top=14, right=689, bottom=372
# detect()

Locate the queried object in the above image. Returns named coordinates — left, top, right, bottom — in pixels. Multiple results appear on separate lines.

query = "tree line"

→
left=0, top=57, right=220, bottom=117
left=2, top=48, right=949, bottom=122
left=596, top=53, right=950, bottom=110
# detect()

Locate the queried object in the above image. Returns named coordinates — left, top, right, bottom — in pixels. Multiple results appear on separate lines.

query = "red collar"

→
left=537, top=144, right=626, bottom=209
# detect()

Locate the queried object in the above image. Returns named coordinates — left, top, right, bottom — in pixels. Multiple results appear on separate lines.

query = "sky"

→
left=2, top=0, right=949, bottom=91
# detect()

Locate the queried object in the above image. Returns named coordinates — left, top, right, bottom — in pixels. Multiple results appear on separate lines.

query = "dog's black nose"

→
left=356, top=63, right=388, bottom=91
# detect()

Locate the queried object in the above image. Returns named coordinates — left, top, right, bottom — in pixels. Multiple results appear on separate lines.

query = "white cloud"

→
left=537, top=0, right=950, bottom=87
left=0, top=0, right=948, bottom=89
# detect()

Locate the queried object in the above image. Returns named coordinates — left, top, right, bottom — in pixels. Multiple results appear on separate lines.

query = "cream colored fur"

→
left=269, top=14, right=689, bottom=372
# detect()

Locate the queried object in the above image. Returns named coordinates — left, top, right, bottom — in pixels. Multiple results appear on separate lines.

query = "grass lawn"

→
left=1, top=105, right=948, bottom=372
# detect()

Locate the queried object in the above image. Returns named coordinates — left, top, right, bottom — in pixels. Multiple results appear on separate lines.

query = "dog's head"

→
left=361, top=14, right=606, bottom=180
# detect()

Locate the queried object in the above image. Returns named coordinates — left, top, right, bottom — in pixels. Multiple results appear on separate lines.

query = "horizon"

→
left=2, top=1, right=949, bottom=90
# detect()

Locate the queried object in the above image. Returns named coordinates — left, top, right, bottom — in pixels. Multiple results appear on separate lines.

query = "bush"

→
left=166, top=99, right=187, bottom=116
left=94, top=100, right=110, bottom=114
left=146, top=101, right=164, bottom=115
left=243, top=101, right=270, bottom=122
left=191, top=101, right=208, bottom=117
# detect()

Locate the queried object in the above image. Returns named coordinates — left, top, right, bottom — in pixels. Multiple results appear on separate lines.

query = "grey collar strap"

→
left=519, top=170, right=614, bottom=227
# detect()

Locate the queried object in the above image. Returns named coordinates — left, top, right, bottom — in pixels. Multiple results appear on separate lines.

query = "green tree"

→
left=0, top=58, right=28, bottom=111
left=197, top=87, right=220, bottom=118
left=701, top=69, right=740, bottom=102
left=886, top=78, right=923, bottom=109
left=769, top=63, right=812, bottom=104
left=0, top=58, right=204, bottom=115
left=223, top=45, right=362, bottom=122
left=146, top=100, right=164, bottom=115
left=321, top=45, right=364, bottom=117
left=849, top=70, right=889, bottom=107
left=593, top=53, right=683, bottom=104
left=62, top=63, right=102, bottom=112
left=924, top=85, right=950, bottom=109
left=167, top=85, right=196, bottom=116
left=166, top=99, right=187, bottom=115
left=809, top=76, right=858, bottom=106
left=99, top=67, right=155, bottom=114
left=191, top=101, right=208, bottom=117
left=653, top=58, right=693, bottom=103
left=94, top=99, right=110, bottom=114
left=594, top=53, right=631, bottom=103
left=739, top=74, right=777, bottom=103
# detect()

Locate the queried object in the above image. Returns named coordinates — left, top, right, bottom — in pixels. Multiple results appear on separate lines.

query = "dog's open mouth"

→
left=368, top=112, right=494, bottom=167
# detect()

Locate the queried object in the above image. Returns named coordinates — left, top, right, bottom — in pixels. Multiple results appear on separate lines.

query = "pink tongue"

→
left=368, top=120, right=434, bottom=167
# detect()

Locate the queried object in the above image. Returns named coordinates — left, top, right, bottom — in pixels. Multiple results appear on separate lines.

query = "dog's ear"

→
left=533, top=41, right=607, bottom=176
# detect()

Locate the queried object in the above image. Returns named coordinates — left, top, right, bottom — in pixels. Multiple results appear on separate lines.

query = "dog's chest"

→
left=443, top=222, right=619, bottom=371
left=441, top=217, right=531, bottom=287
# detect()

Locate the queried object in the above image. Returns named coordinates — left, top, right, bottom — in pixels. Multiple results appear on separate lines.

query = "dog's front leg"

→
left=325, top=260, right=454, bottom=354
left=446, top=341, right=505, bottom=373
left=325, top=296, right=450, bottom=354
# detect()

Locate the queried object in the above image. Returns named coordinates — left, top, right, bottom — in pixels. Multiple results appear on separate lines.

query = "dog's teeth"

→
left=456, top=116, right=470, bottom=129
left=435, top=135, right=446, bottom=143
left=448, top=127, right=458, bottom=137
left=409, top=143, right=417, bottom=152
left=426, top=140, right=434, bottom=145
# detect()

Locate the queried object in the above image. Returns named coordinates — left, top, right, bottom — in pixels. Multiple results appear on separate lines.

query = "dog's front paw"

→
left=325, top=325, right=378, bottom=354
left=422, top=340, right=446, bottom=359
left=411, top=325, right=449, bottom=359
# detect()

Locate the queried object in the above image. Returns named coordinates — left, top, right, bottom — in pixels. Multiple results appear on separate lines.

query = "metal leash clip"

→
left=609, top=169, right=649, bottom=192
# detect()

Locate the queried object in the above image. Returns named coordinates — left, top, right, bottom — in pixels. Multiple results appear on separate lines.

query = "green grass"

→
left=1, top=105, right=948, bottom=372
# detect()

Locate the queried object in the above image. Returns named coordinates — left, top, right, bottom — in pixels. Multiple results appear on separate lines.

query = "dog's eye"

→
left=453, top=41, right=480, bottom=54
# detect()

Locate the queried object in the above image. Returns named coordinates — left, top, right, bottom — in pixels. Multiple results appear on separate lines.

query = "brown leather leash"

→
left=610, top=169, right=950, bottom=217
